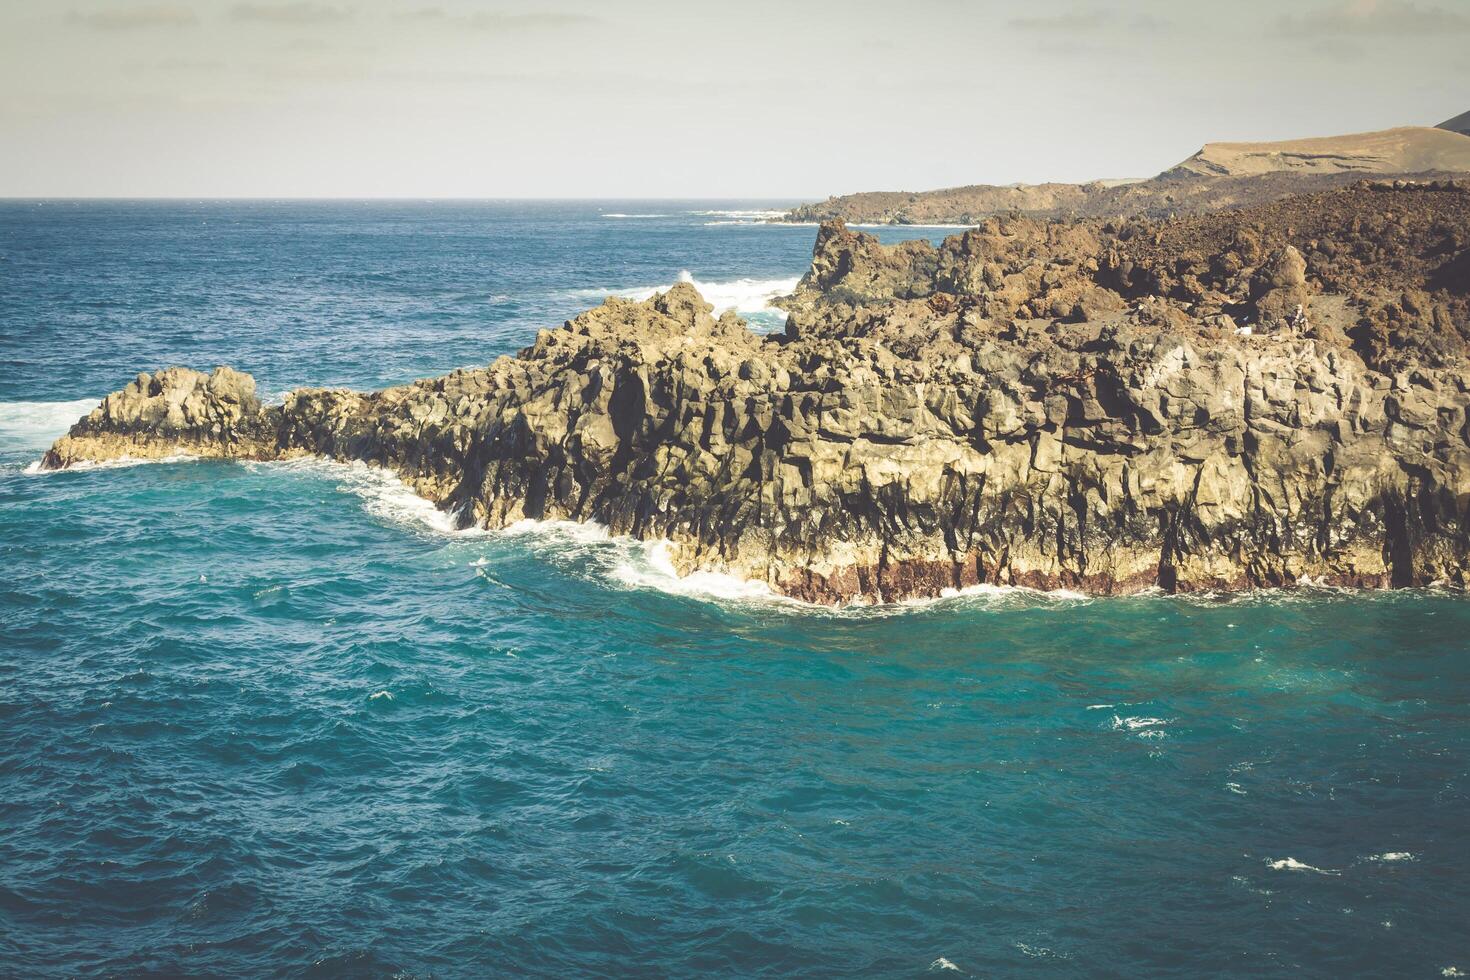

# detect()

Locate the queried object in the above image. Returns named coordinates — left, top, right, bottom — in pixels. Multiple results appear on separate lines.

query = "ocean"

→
left=1, top=201, right=1467, bottom=977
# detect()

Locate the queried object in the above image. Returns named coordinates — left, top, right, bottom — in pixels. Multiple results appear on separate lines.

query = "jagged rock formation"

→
left=44, top=181, right=1470, bottom=603
left=782, top=125, right=1470, bottom=226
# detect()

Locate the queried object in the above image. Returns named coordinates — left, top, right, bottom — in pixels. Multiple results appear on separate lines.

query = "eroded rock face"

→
left=43, top=183, right=1470, bottom=603
left=44, top=366, right=273, bottom=466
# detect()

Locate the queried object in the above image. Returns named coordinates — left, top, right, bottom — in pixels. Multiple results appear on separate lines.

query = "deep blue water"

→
left=2, top=202, right=1468, bottom=978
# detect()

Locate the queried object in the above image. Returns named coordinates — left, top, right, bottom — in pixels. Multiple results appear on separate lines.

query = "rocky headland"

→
left=783, top=122, right=1470, bottom=226
left=43, top=179, right=1470, bottom=603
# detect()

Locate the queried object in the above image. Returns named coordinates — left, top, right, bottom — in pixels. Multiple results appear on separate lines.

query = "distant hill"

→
left=1163, top=126, right=1470, bottom=179
left=782, top=123, right=1470, bottom=225
left=1441, top=110, right=1470, bottom=138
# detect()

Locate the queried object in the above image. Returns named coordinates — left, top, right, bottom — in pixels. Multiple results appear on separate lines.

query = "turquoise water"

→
left=2, top=203, right=1468, bottom=977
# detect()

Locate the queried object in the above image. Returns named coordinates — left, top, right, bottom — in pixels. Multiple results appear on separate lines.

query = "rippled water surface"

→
left=2, top=203, right=1468, bottom=977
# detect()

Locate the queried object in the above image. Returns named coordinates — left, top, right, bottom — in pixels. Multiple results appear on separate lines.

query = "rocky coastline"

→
left=43, top=180, right=1470, bottom=604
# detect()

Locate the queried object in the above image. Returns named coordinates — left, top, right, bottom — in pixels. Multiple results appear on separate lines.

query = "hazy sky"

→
left=2, top=0, right=1467, bottom=197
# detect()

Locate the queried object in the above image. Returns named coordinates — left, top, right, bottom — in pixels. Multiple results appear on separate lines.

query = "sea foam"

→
left=570, top=270, right=799, bottom=323
left=688, top=208, right=788, bottom=219
left=24, top=452, right=199, bottom=475
left=691, top=208, right=790, bottom=226
left=610, top=539, right=783, bottom=603
left=0, top=398, right=100, bottom=454
left=1267, top=857, right=1340, bottom=875
left=254, top=458, right=486, bottom=538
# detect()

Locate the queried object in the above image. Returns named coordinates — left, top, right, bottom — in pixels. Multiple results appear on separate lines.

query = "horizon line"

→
left=0, top=195, right=815, bottom=203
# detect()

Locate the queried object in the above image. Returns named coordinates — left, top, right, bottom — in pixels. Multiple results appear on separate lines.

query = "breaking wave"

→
left=692, top=208, right=790, bottom=226
left=688, top=208, right=788, bottom=219
left=24, top=453, right=198, bottom=475
left=0, top=398, right=99, bottom=455
left=561, top=268, right=799, bottom=333
left=19, top=442, right=1455, bottom=617
left=243, top=460, right=1105, bottom=613
left=609, top=539, right=783, bottom=603
left=567, top=270, right=799, bottom=329
left=1267, top=857, right=1340, bottom=875
left=249, top=458, right=486, bottom=538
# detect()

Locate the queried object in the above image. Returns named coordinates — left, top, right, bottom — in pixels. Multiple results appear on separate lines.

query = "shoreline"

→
left=21, top=448, right=1470, bottom=611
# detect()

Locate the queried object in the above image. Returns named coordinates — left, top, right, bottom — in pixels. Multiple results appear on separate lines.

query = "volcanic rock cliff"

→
left=44, top=180, right=1470, bottom=603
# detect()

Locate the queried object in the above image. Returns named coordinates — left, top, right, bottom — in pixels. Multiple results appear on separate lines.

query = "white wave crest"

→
left=610, top=539, right=782, bottom=603
left=24, top=452, right=199, bottom=475
left=1365, top=851, right=1415, bottom=863
left=227, top=466, right=1095, bottom=614
left=609, top=547, right=1104, bottom=615
left=256, top=458, right=485, bottom=537
left=1109, top=715, right=1171, bottom=740
left=0, top=398, right=100, bottom=454
left=688, top=208, right=788, bottom=219
left=500, top=517, right=612, bottom=546
left=693, top=208, right=790, bottom=226
left=600, top=213, right=669, bottom=219
left=1015, top=942, right=1068, bottom=960
left=329, top=463, right=482, bottom=537
left=570, top=269, right=799, bottom=320
left=1267, top=857, right=1339, bottom=875
left=477, top=519, right=791, bottom=606
left=1110, top=715, right=1170, bottom=730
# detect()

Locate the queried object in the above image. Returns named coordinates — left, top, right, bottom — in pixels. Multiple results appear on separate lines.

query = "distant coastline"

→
left=774, top=122, right=1470, bottom=225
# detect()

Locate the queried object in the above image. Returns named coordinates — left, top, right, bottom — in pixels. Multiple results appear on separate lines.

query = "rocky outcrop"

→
left=45, top=366, right=274, bottom=464
left=44, top=182, right=1470, bottom=604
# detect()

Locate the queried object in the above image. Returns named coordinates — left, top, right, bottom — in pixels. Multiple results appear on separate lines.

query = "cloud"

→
left=229, top=2, right=352, bottom=24
left=150, top=57, right=226, bottom=71
left=1278, top=0, right=1470, bottom=36
left=465, top=11, right=595, bottom=30
left=392, top=6, right=449, bottom=21
left=393, top=7, right=596, bottom=30
left=1008, top=8, right=1170, bottom=34
left=68, top=4, right=199, bottom=30
left=1009, top=10, right=1107, bottom=32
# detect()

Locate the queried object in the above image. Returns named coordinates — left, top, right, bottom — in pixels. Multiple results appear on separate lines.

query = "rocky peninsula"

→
left=43, top=180, right=1470, bottom=603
